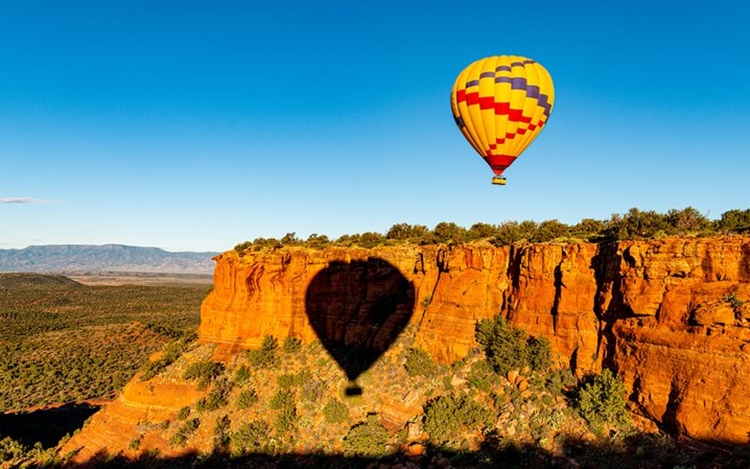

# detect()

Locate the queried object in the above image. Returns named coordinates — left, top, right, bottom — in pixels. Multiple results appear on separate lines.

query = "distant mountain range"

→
left=0, top=244, right=220, bottom=274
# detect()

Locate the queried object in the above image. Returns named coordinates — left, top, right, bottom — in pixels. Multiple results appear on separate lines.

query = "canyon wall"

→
left=199, top=236, right=750, bottom=446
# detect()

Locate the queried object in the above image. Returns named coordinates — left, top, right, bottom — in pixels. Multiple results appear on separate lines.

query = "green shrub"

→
left=386, top=223, right=430, bottom=243
left=570, top=218, right=607, bottom=241
left=234, top=241, right=252, bottom=256
left=236, top=389, right=259, bottom=409
left=404, top=348, right=437, bottom=377
left=177, top=406, right=190, bottom=420
left=530, top=219, right=570, bottom=243
left=182, top=360, right=225, bottom=389
left=574, top=368, right=629, bottom=432
left=161, top=338, right=189, bottom=362
left=0, top=436, right=28, bottom=463
left=282, top=336, right=302, bottom=353
left=269, top=389, right=293, bottom=410
left=213, top=415, right=231, bottom=450
left=246, top=335, right=278, bottom=368
left=269, top=389, right=297, bottom=434
left=475, top=316, right=529, bottom=375
left=724, top=293, right=745, bottom=309
left=666, top=207, right=711, bottom=233
left=433, top=222, right=468, bottom=244
left=490, top=221, right=524, bottom=246
left=196, top=378, right=232, bottom=412
left=180, top=417, right=200, bottom=434
left=128, top=437, right=141, bottom=451
left=139, top=357, right=171, bottom=381
left=261, top=334, right=279, bottom=350
left=277, top=374, right=295, bottom=388
left=230, top=420, right=271, bottom=455
left=602, top=207, right=679, bottom=241
left=341, top=414, right=390, bottom=457
left=234, top=366, right=250, bottom=384
left=139, top=338, right=190, bottom=381
left=466, top=359, right=495, bottom=392
left=545, top=369, right=577, bottom=397
left=466, top=222, right=499, bottom=241
left=715, top=208, right=750, bottom=233
left=353, top=231, right=386, bottom=249
left=305, top=233, right=331, bottom=249
left=275, top=370, right=311, bottom=389
left=323, top=398, right=349, bottom=424
left=528, top=336, right=552, bottom=371
left=230, top=206, right=750, bottom=250
left=170, top=417, right=200, bottom=447
left=423, top=395, right=491, bottom=445
left=294, top=370, right=311, bottom=386
left=169, top=432, right=187, bottom=448
left=475, top=315, right=552, bottom=375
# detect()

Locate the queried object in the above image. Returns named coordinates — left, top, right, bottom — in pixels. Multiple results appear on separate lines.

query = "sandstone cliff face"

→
left=603, top=239, right=750, bottom=445
left=199, top=236, right=750, bottom=445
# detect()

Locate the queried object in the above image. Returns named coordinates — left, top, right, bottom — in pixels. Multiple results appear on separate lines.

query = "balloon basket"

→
left=491, top=175, right=507, bottom=185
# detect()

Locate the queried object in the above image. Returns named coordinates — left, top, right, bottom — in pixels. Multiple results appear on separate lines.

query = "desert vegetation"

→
left=0, top=274, right=206, bottom=412
left=26, top=319, right=743, bottom=468
left=2, top=277, right=749, bottom=467
left=3, top=209, right=750, bottom=467
left=234, top=206, right=750, bottom=255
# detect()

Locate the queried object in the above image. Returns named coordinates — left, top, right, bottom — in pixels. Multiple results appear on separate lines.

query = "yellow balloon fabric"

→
left=451, top=56, right=555, bottom=176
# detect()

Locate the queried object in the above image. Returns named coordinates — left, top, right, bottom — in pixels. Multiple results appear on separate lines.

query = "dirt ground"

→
left=66, top=271, right=213, bottom=286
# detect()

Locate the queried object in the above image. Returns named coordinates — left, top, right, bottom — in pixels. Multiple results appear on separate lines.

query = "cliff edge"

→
left=199, top=236, right=750, bottom=445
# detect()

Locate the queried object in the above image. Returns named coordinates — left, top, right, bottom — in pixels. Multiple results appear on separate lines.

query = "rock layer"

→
left=200, top=237, right=750, bottom=445
left=61, top=376, right=206, bottom=464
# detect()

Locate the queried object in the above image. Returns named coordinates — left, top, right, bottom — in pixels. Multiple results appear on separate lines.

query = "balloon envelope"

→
left=450, top=55, right=555, bottom=176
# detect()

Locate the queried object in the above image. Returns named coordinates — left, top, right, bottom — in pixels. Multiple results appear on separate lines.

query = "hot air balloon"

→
left=451, top=55, right=555, bottom=185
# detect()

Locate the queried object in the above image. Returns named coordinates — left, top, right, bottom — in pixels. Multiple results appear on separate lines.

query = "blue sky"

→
left=2, top=1, right=749, bottom=252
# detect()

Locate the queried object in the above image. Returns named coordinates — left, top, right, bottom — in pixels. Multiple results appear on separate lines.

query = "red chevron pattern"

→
left=456, top=90, right=545, bottom=126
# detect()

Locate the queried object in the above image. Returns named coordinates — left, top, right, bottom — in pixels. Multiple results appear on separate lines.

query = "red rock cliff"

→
left=199, top=237, right=750, bottom=446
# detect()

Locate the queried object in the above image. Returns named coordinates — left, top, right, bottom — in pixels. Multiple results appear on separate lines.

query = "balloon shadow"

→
left=305, top=258, right=415, bottom=396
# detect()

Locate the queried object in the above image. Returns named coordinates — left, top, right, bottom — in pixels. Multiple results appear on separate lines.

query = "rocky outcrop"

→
left=199, top=243, right=604, bottom=371
left=61, top=376, right=206, bottom=464
left=199, top=236, right=750, bottom=445
left=603, top=239, right=750, bottom=446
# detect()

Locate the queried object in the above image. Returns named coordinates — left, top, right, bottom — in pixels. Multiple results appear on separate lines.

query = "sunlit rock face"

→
left=200, top=236, right=750, bottom=445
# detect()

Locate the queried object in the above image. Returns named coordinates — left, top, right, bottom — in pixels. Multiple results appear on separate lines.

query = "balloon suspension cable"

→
left=491, top=175, right=507, bottom=186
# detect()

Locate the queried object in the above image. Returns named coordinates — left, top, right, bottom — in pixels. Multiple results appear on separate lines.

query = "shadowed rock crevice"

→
left=591, top=242, right=626, bottom=369
left=507, top=244, right=524, bottom=292
left=551, top=260, right=565, bottom=334
left=740, top=243, right=750, bottom=282
left=661, top=378, right=684, bottom=436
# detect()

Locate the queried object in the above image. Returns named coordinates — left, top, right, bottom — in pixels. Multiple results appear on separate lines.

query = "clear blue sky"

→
left=2, top=1, right=749, bottom=252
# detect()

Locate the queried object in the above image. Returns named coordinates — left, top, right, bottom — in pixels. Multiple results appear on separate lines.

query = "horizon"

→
left=0, top=242, right=220, bottom=253
left=3, top=1, right=749, bottom=252
left=3, top=203, right=749, bottom=253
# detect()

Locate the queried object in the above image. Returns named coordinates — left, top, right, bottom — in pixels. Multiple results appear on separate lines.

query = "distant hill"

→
left=0, top=244, right=219, bottom=274
left=0, top=272, right=83, bottom=289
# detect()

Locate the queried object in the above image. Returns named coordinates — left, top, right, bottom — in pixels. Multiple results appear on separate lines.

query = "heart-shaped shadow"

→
left=305, top=257, right=415, bottom=396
